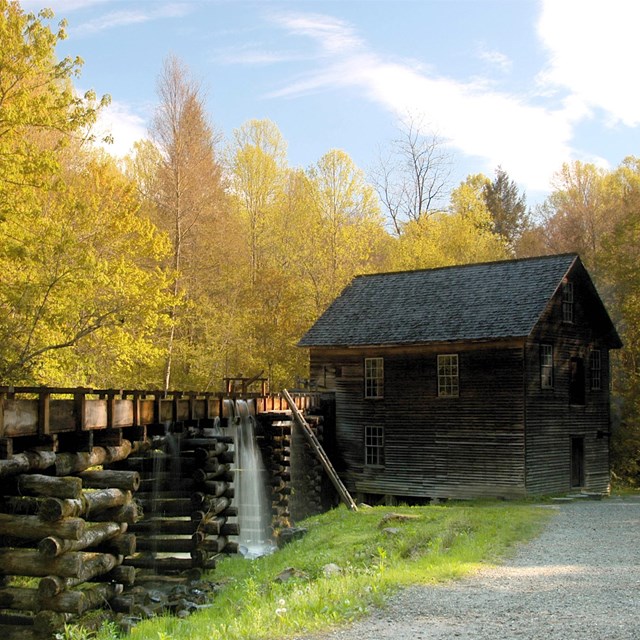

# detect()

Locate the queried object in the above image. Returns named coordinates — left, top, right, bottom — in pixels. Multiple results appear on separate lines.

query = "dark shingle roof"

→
left=299, top=254, right=579, bottom=347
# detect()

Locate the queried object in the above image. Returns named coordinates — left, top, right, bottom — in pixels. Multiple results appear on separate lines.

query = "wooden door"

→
left=571, top=436, right=585, bottom=488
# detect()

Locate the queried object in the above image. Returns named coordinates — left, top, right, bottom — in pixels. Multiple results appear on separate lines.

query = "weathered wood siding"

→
left=525, top=267, right=612, bottom=495
left=309, top=341, right=526, bottom=499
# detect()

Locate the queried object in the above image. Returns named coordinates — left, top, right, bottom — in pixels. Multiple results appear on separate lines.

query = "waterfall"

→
left=148, top=422, right=182, bottom=566
left=233, top=399, right=275, bottom=559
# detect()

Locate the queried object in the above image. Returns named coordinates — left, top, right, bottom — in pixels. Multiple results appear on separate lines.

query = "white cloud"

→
left=93, top=99, right=148, bottom=158
left=21, top=0, right=111, bottom=12
left=215, top=45, right=307, bottom=66
left=273, top=12, right=365, bottom=56
left=268, top=12, right=578, bottom=192
left=361, top=62, right=577, bottom=191
left=537, top=0, right=640, bottom=127
left=476, top=45, right=512, bottom=73
left=73, top=2, right=192, bottom=35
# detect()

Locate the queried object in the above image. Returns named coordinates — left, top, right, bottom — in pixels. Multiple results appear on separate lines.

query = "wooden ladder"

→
left=282, top=389, right=357, bottom=512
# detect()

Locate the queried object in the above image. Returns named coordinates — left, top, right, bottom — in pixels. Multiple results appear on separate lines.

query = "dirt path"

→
left=295, top=496, right=640, bottom=640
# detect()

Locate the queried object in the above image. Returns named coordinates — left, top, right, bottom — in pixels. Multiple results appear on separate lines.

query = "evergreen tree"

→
left=483, top=167, right=528, bottom=249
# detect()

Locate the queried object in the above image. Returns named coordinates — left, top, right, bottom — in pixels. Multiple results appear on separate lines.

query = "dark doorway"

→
left=569, top=357, right=586, bottom=405
left=571, top=436, right=585, bottom=488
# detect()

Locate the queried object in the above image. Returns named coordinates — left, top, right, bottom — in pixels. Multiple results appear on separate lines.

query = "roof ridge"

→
left=352, top=253, right=579, bottom=280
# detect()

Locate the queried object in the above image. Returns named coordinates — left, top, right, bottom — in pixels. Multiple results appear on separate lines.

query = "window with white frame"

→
left=437, top=354, right=459, bottom=397
left=562, top=281, right=574, bottom=323
left=365, top=425, right=384, bottom=467
left=540, top=344, right=554, bottom=389
left=364, top=357, right=384, bottom=398
left=590, top=349, right=602, bottom=390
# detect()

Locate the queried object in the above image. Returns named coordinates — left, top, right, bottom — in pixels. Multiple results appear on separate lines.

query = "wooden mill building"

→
left=299, top=254, right=622, bottom=500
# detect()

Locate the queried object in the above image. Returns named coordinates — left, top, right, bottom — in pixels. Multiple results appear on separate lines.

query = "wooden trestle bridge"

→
left=0, top=386, right=319, bottom=455
left=0, top=385, right=326, bottom=639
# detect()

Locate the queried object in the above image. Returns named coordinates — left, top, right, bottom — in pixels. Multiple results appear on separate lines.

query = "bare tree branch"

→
left=370, top=117, right=453, bottom=235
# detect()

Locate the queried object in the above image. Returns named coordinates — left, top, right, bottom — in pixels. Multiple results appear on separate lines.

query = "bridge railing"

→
left=0, top=386, right=322, bottom=457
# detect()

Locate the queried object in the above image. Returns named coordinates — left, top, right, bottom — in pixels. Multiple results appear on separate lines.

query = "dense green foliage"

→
left=0, top=2, right=171, bottom=385
left=1, top=2, right=638, bottom=478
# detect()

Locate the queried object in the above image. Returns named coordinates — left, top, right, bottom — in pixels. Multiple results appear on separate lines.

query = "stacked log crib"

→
left=0, top=387, right=323, bottom=638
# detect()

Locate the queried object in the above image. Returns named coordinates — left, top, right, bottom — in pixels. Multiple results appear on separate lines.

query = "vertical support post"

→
left=74, top=389, right=86, bottom=433
left=132, top=391, right=140, bottom=428
left=173, top=391, right=182, bottom=429
left=38, top=391, right=51, bottom=439
left=73, top=388, right=93, bottom=451
left=188, top=393, right=196, bottom=426
left=106, top=390, right=116, bottom=429
left=0, top=390, right=6, bottom=439
left=204, top=393, right=215, bottom=422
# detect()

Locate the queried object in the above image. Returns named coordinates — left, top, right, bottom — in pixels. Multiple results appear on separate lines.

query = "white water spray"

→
left=233, top=399, right=275, bottom=559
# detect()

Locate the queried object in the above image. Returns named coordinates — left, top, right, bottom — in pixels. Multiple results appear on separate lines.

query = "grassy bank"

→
left=98, top=501, right=552, bottom=640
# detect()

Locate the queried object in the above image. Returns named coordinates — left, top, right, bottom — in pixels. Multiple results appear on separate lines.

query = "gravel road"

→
left=295, top=496, right=640, bottom=640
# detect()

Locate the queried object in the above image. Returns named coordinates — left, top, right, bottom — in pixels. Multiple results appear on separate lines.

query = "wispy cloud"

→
left=272, top=12, right=365, bottom=56
left=263, top=11, right=581, bottom=192
left=215, top=44, right=308, bottom=66
left=73, top=2, right=192, bottom=35
left=21, top=0, right=111, bottom=12
left=476, top=45, right=512, bottom=73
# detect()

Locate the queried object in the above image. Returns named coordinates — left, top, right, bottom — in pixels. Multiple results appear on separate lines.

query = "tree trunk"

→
left=37, top=522, right=125, bottom=557
left=0, top=623, right=41, bottom=640
left=0, top=496, right=42, bottom=515
left=33, top=611, right=73, bottom=636
left=16, top=474, right=83, bottom=499
left=88, top=502, right=139, bottom=524
left=0, top=550, right=114, bottom=578
left=38, top=498, right=84, bottom=521
left=123, top=554, right=197, bottom=571
left=133, top=497, right=192, bottom=517
left=54, top=441, right=132, bottom=476
left=129, top=519, right=195, bottom=536
left=192, top=515, right=225, bottom=536
left=199, top=480, right=229, bottom=498
left=194, top=535, right=227, bottom=554
left=38, top=564, right=135, bottom=598
left=83, top=489, right=131, bottom=517
left=190, top=494, right=230, bottom=513
left=0, top=513, right=86, bottom=541
left=0, top=451, right=56, bottom=479
left=135, top=537, right=194, bottom=553
left=78, top=470, right=141, bottom=492
left=193, top=443, right=229, bottom=463
left=0, top=584, right=120, bottom=615
left=96, top=532, right=136, bottom=557
left=192, top=464, right=228, bottom=483
left=219, top=522, right=240, bottom=536
left=43, top=583, right=121, bottom=615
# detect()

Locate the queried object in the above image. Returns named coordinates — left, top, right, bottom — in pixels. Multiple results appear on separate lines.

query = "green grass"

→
left=94, top=501, right=552, bottom=640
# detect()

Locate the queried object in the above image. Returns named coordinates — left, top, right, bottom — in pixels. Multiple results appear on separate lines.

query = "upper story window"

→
left=364, top=357, right=384, bottom=398
left=569, top=357, right=586, bottom=405
left=590, top=349, right=602, bottom=391
left=540, top=344, right=554, bottom=389
left=438, top=354, right=459, bottom=397
left=562, top=281, right=574, bottom=323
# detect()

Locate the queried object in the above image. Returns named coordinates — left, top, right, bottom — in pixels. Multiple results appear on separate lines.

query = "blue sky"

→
left=21, top=0, right=640, bottom=205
